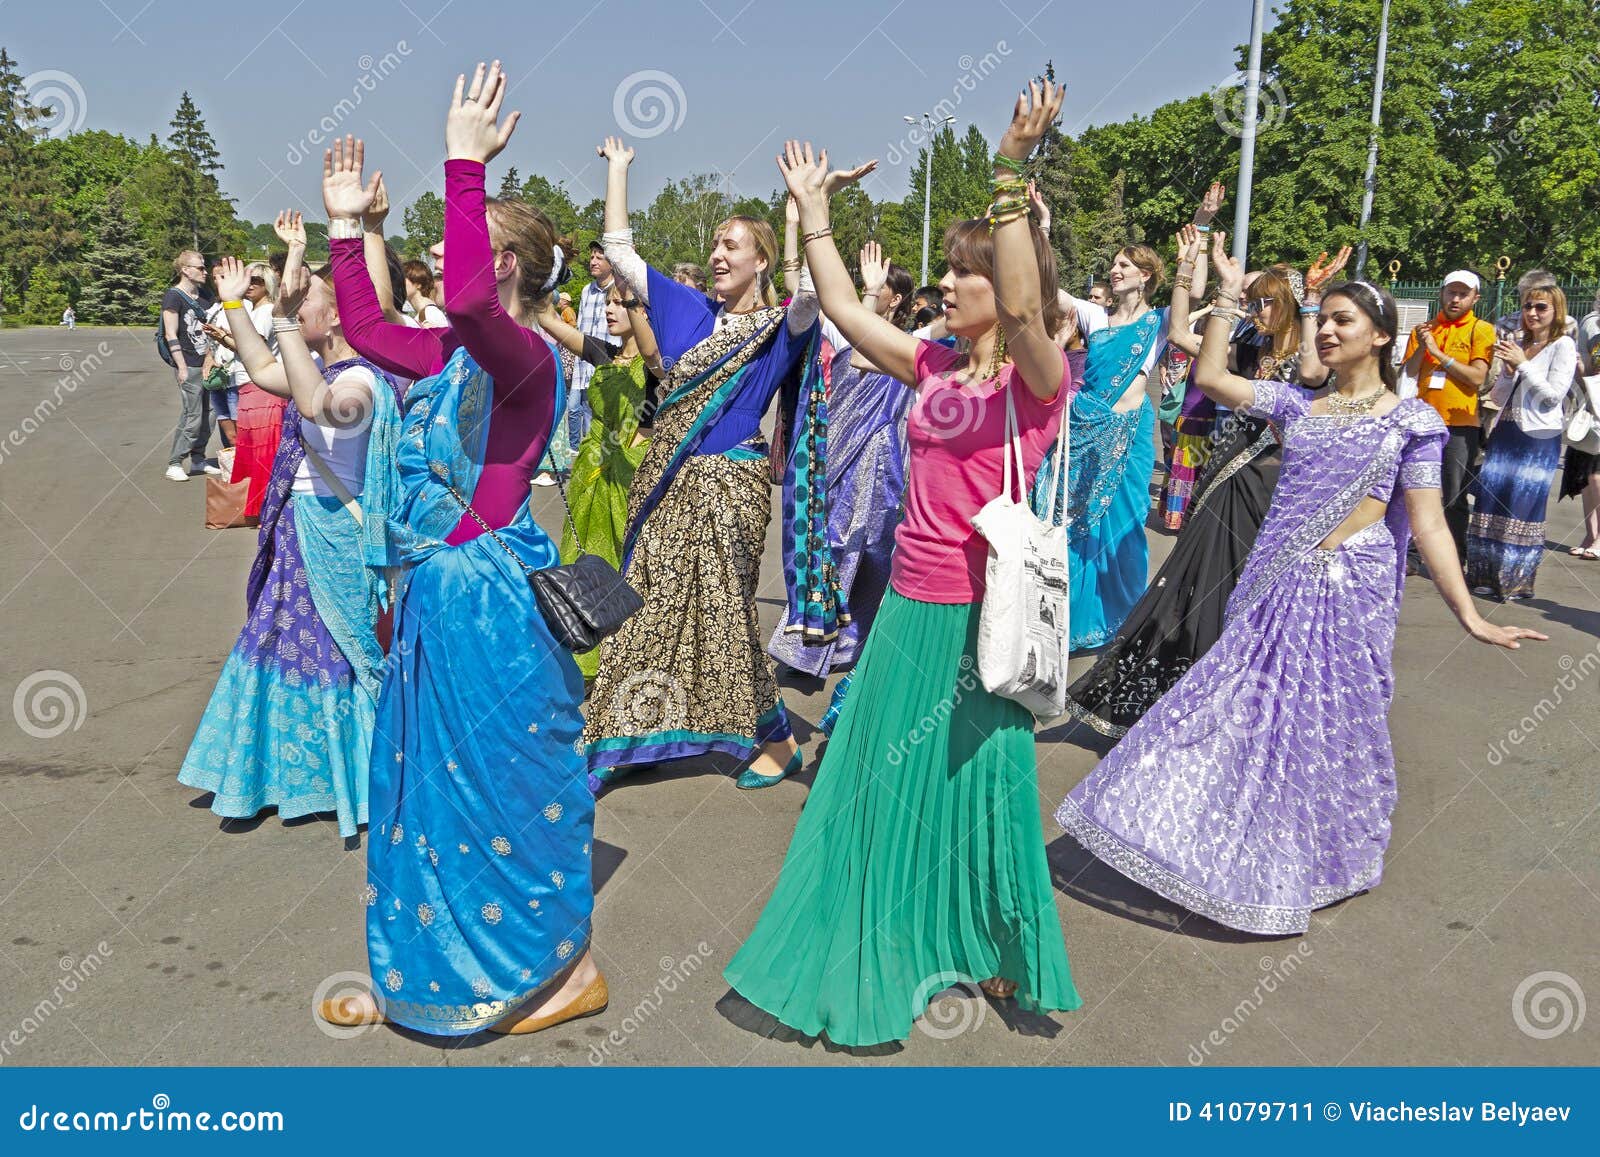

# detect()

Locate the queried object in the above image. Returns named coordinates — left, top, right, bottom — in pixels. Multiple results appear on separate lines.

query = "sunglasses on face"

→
left=248, top=277, right=265, bottom=287
left=1522, top=302, right=1552, bottom=312
left=1246, top=298, right=1272, bottom=314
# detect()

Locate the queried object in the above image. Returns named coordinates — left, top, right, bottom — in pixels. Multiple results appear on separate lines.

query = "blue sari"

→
left=1034, top=309, right=1161, bottom=650
left=365, top=346, right=593, bottom=1036
left=179, top=358, right=403, bottom=838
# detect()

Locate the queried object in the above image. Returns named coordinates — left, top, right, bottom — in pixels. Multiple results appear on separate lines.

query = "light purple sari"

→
left=1058, top=382, right=1447, bottom=935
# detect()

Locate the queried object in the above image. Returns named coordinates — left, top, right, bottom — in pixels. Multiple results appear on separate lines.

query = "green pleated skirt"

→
left=724, top=588, right=1081, bottom=1047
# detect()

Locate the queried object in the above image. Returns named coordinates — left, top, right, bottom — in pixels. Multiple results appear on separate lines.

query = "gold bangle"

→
left=801, top=227, right=833, bottom=245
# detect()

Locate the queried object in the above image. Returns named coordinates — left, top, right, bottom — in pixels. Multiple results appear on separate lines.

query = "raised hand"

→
left=276, top=262, right=311, bottom=320
left=322, top=136, right=380, bottom=220
left=785, top=193, right=801, bottom=227
left=776, top=139, right=829, bottom=209
left=1195, top=181, right=1225, bottom=224
left=996, top=77, right=1064, bottom=162
left=859, top=240, right=889, bottom=292
left=1027, top=180, right=1051, bottom=233
left=596, top=135, right=635, bottom=168
left=1175, top=223, right=1203, bottom=266
left=273, top=209, right=306, bottom=249
left=821, top=158, right=878, bottom=197
left=364, top=174, right=391, bottom=231
left=213, top=256, right=251, bottom=302
left=1305, top=245, right=1352, bottom=300
left=447, top=60, right=520, bottom=164
left=1210, top=231, right=1244, bottom=295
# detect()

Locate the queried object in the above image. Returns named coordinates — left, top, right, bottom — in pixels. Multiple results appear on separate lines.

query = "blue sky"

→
left=7, top=0, right=1253, bottom=223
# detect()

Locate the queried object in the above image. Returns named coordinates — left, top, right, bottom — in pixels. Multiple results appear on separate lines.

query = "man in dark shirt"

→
left=162, top=249, right=220, bottom=481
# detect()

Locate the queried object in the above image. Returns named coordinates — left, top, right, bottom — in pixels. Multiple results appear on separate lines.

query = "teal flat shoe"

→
left=736, top=748, right=802, bottom=791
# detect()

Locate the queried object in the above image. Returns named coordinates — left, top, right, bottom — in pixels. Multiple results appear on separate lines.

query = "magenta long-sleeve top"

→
left=331, top=159, right=558, bottom=544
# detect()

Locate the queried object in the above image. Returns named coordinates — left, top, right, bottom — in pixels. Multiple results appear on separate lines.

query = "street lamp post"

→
left=1232, top=0, right=1267, bottom=264
left=1354, top=0, right=1393, bottom=274
left=904, top=112, right=956, bottom=285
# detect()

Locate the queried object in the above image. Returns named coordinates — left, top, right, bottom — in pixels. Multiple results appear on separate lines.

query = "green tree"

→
left=498, top=165, right=521, bottom=198
left=402, top=191, right=445, bottom=258
left=21, top=263, right=68, bottom=324
left=78, top=187, right=158, bottom=324
left=0, top=47, right=77, bottom=319
left=167, top=91, right=226, bottom=251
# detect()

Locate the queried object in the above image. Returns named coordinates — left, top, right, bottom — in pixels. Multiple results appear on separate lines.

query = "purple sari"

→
left=769, top=331, right=913, bottom=675
left=1057, top=382, right=1447, bottom=935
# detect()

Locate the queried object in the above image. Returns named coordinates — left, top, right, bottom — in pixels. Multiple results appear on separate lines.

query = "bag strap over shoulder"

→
left=300, top=438, right=363, bottom=528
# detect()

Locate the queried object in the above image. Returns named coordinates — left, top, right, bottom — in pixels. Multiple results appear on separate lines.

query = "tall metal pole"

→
left=1354, top=0, right=1392, bottom=274
left=1231, top=0, right=1266, bottom=264
left=921, top=125, right=934, bottom=285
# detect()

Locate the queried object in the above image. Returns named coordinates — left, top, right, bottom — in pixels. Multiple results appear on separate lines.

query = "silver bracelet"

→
left=328, top=217, right=363, bottom=240
left=272, top=316, right=301, bottom=333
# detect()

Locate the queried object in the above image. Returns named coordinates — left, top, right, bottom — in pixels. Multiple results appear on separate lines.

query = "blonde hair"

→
left=244, top=260, right=278, bottom=298
left=714, top=215, right=779, bottom=307
left=172, top=249, right=203, bottom=279
left=484, top=197, right=571, bottom=310
left=1522, top=285, right=1567, bottom=343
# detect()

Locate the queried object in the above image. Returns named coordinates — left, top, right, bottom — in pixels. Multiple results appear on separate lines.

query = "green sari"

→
left=560, top=353, right=651, bottom=677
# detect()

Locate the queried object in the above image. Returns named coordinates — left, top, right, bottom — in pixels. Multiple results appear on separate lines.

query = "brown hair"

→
left=402, top=258, right=435, bottom=297
left=1119, top=243, right=1166, bottom=296
left=672, top=262, right=707, bottom=291
left=484, top=197, right=571, bottom=311
left=884, top=262, right=917, bottom=330
left=713, top=215, right=779, bottom=308
left=1522, top=285, right=1567, bottom=344
left=942, top=217, right=1064, bottom=339
left=1251, top=268, right=1301, bottom=358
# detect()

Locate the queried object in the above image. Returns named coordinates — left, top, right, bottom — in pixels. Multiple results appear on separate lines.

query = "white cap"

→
left=1441, top=269, right=1480, bottom=292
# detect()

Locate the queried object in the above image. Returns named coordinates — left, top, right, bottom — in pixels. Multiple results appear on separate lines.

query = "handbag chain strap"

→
left=443, top=483, right=536, bottom=578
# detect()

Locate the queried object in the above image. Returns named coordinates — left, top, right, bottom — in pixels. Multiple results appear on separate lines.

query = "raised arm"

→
left=1296, top=246, right=1350, bottom=388
left=597, top=136, right=649, bottom=302
left=1190, top=231, right=1259, bottom=410
left=440, top=62, right=554, bottom=395
left=1167, top=225, right=1207, bottom=357
left=323, top=143, right=443, bottom=379
left=213, top=256, right=287, bottom=394
left=989, top=80, right=1067, bottom=401
left=781, top=140, right=916, bottom=385
left=534, top=297, right=612, bottom=365
left=361, top=175, right=406, bottom=324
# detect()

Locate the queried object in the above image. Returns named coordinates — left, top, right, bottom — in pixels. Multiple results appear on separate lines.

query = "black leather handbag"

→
left=445, top=480, right=642, bottom=652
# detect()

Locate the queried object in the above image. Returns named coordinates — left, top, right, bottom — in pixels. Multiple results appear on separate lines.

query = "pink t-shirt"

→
left=890, top=340, right=1069, bottom=604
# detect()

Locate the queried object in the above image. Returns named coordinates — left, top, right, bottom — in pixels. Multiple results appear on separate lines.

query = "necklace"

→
left=1326, top=386, right=1387, bottom=416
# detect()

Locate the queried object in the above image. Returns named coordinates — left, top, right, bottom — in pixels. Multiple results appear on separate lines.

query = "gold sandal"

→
left=488, top=974, right=609, bottom=1035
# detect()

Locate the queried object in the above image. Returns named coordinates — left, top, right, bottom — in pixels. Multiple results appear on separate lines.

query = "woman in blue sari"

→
left=178, top=253, right=404, bottom=839
left=581, top=136, right=854, bottom=791
left=317, top=63, right=601, bottom=1036
left=1035, top=243, right=1165, bottom=651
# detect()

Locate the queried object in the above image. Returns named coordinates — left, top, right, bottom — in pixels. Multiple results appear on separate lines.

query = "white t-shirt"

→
left=292, top=365, right=377, bottom=497
left=229, top=301, right=278, bottom=387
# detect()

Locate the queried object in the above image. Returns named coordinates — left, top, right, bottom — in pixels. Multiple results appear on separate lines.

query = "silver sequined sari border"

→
left=1063, top=697, right=1129, bottom=739
left=1055, top=798, right=1376, bottom=937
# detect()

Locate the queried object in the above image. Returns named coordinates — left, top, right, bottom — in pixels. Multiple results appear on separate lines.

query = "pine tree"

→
left=167, top=91, right=226, bottom=251
left=498, top=166, right=521, bottom=199
left=78, top=188, right=155, bottom=324
left=0, top=47, right=76, bottom=317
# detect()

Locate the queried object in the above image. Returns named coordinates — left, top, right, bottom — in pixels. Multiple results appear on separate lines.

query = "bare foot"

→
left=980, top=977, right=1018, bottom=999
left=491, top=951, right=600, bottom=1031
left=745, top=736, right=799, bottom=780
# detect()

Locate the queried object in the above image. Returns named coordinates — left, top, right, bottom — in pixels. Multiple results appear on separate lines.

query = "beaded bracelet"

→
left=992, top=153, right=1027, bottom=175
left=987, top=195, right=1029, bottom=216
left=990, top=174, right=1028, bottom=193
left=987, top=208, right=1030, bottom=233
